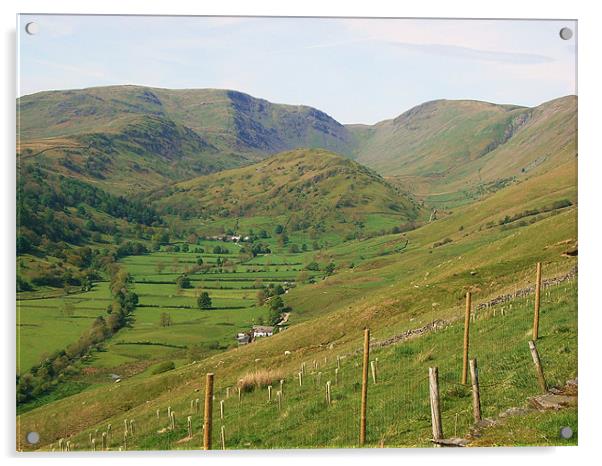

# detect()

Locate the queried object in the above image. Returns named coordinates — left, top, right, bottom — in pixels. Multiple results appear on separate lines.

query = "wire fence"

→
left=46, top=265, right=577, bottom=451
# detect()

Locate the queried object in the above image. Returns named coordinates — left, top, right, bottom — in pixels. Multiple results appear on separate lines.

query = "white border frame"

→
left=3, top=1, right=599, bottom=465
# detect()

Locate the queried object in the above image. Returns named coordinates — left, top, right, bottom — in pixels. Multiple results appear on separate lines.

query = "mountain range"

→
left=17, top=86, right=576, bottom=202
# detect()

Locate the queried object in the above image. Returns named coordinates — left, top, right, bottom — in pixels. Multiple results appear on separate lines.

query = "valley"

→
left=16, top=86, right=577, bottom=450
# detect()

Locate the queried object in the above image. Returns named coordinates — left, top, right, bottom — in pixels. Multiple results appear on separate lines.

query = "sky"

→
left=17, top=15, right=576, bottom=124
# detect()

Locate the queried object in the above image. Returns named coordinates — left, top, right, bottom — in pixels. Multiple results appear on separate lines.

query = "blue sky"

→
left=18, top=15, right=576, bottom=124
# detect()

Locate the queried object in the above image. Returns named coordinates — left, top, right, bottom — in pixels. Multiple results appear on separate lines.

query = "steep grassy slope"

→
left=152, top=148, right=423, bottom=237
left=18, top=115, right=241, bottom=195
left=18, top=86, right=576, bottom=207
left=349, top=96, right=576, bottom=207
left=17, top=86, right=354, bottom=193
left=17, top=155, right=577, bottom=450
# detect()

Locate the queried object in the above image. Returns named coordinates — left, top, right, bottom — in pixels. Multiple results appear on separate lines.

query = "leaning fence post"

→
left=203, top=373, right=214, bottom=450
left=461, top=291, right=471, bottom=384
left=528, top=340, right=547, bottom=393
left=533, top=262, right=542, bottom=340
left=429, top=367, right=443, bottom=446
left=469, top=358, right=482, bottom=423
left=359, top=328, right=370, bottom=446
left=220, top=425, right=226, bottom=450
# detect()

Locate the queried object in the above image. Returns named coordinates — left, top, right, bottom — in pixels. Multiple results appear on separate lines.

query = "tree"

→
left=270, top=295, right=284, bottom=312
left=197, top=292, right=212, bottom=310
left=274, top=224, right=284, bottom=235
left=269, top=307, right=281, bottom=325
left=325, top=262, right=336, bottom=276
left=159, top=312, right=172, bottom=327
left=306, top=262, right=320, bottom=271
left=176, top=274, right=192, bottom=289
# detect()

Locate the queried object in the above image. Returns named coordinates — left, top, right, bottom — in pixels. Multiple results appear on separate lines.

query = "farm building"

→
left=236, top=333, right=251, bottom=345
left=252, top=325, right=274, bottom=338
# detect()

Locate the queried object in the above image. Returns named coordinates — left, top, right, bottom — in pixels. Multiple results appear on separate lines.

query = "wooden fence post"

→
left=469, top=358, right=482, bottom=423
left=326, top=381, right=332, bottom=406
left=203, top=373, right=214, bottom=450
left=429, top=367, right=443, bottom=445
left=220, top=425, right=226, bottom=450
left=533, top=262, right=542, bottom=340
left=461, top=291, right=471, bottom=384
left=359, top=328, right=370, bottom=446
left=528, top=340, right=547, bottom=393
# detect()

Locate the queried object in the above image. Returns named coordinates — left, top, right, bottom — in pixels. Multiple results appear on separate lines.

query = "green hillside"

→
left=152, top=148, right=423, bottom=238
left=17, top=86, right=354, bottom=193
left=15, top=86, right=577, bottom=450
left=349, top=96, right=576, bottom=208
left=18, top=86, right=576, bottom=206
left=17, top=154, right=577, bottom=450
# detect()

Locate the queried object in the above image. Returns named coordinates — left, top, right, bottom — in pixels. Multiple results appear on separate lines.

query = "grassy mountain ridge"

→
left=18, top=86, right=354, bottom=188
left=18, top=86, right=576, bottom=208
left=152, top=148, right=423, bottom=236
left=349, top=96, right=577, bottom=207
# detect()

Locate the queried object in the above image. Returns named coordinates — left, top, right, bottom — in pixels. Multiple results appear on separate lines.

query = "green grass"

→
left=16, top=283, right=112, bottom=374
left=23, top=279, right=576, bottom=450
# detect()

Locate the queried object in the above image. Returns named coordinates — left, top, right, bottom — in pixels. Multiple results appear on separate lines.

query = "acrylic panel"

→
left=16, top=15, right=577, bottom=451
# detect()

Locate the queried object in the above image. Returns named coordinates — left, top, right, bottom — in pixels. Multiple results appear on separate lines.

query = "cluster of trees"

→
left=115, top=241, right=149, bottom=259
left=288, top=243, right=308, bottom=253
left=497, top=199, right=573, bottom=227
left=239, top=242, right=271, bottom=257
left=16, top=264, right=138, bottom=405
left=17, top=240, right=150, bottom=293
left=256, top=283, right=286, bottom=305
left=255, top=283, right=290, bottom=325
left=17, top=166, right=163, bottom=256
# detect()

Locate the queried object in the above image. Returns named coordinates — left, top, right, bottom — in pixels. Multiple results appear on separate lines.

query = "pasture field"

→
left=17, top=283, right=112, bottom=374
left=79, top=245, right=324, bottom=376
left=16, top=241, right=322, bottom=394
left=16, top=159, right=578, bottom=450
left=20, top=278, right=577, bottom=450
